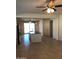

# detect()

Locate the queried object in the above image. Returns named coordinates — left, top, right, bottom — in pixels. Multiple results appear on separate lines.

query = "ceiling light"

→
left=47, top=8, right=54, bottom=13
left=50, top=9, right=54, bottom=13
left=47, top=8, right=51, bottom=13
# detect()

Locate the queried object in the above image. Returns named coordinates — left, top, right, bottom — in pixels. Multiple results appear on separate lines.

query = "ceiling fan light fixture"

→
left=47, top=8, right=51, bottom=13
left=47, top=8, right=54, bottom=13
left=50, top=8, right=54, bottom=13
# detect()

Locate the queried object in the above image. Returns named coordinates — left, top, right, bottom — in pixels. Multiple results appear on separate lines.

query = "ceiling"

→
left=16, top=0, right=62, bottom=14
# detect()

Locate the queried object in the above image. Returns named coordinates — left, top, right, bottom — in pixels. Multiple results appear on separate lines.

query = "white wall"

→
left=53, top=15, right=59, bottom=40
left=39, top=19, right=43, bottom=36
left=52, top=14, right=62, bottom=40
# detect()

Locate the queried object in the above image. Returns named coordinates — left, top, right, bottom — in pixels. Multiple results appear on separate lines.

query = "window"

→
left=24, top=22, right=35, bottom=34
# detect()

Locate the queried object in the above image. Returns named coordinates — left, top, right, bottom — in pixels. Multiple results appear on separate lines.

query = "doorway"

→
left=50, top=20, right=53, bottom=38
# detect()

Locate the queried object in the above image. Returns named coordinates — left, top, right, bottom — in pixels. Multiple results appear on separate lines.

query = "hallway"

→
left=16, top=34, right=62, bottom=59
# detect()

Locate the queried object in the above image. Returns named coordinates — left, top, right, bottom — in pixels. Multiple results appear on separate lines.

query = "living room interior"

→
left=16, top=0, right=62, bottom=59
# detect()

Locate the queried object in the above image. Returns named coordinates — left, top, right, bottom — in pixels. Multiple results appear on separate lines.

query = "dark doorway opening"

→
left=50, top=20, right=53, bottom=38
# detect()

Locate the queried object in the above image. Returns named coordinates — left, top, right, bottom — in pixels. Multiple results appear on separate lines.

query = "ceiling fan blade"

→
left=51, top=8, right=56, bottom=11
left=53, top=8, right=56, bottom=11
left=42, top=8, right=47, bottom=11
left=55, top=4, right=62, bottom=7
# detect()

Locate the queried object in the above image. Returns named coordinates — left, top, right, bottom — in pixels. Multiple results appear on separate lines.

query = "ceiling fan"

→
left=36, top=0, right=62, bottom=13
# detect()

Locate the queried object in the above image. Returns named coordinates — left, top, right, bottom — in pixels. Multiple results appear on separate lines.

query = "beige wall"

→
left=17, top=18, right=24, bottom=34
left=58, top=14, right=62, bottom=40
left=43, top=19, right=50, bottom=37
left=19, top=22, right=24, bottom=34
left=35, top=21, right=39, bottom=33
left=16, top=16, right=62, bottom=41
left=36, top=19, right=51, bottom=37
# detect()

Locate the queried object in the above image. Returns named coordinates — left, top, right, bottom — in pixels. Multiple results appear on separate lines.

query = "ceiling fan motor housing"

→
left=48, top=0, right=55, bottom=8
